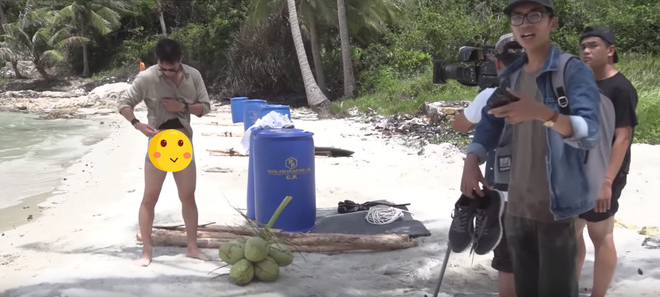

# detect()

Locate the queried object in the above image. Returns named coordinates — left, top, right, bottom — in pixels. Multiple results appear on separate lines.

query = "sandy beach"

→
left=0, top=95, right=659, bottom=296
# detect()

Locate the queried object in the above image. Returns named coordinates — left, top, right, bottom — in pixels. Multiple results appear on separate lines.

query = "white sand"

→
left=0, top=104, right=658, bottom=297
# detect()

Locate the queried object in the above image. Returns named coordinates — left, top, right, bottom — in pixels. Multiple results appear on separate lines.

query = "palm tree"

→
left=0, top=8, right=88, bottom=80
left=248, top=0, right=336, bottom=96
left=285, top=0, right=331, bottom=116
left=55, top=0, right=135, bottom=77
left=249, top=0, right=401, bottom=99
left=337, top=0, right=402, bottom=98
left=336, top=0, right=355, bottom=98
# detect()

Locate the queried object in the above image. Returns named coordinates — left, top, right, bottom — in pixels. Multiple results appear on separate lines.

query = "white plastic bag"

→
left=239, top=111, right=294, bottom=154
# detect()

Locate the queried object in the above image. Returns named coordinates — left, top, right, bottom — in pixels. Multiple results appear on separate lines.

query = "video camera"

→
left=432, top=45, right=499, bottom=91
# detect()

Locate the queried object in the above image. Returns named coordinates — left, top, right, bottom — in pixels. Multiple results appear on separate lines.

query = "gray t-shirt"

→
left=507, top=68, right=555, bottom=222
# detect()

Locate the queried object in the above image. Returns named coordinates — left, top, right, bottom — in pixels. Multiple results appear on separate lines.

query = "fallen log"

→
left=139, top=225, right=418, bottom=253
left=207, top=149, right=248, bottom=157
left=205, top=122, right=243, bottom=127
left=202, top=132, right=243, bottom=137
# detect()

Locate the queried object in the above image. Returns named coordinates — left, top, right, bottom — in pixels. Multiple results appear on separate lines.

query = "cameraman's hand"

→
left=489, top=88, right=547, bottom=124
left=460, top=154, right=490, bottom=198
left=135, top=123, right=159, bottom=137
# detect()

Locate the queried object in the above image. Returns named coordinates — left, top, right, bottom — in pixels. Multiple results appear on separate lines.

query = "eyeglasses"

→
left=509, top=11, right=552, bottom=26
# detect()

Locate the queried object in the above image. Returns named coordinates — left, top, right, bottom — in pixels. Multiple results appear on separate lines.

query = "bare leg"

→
left=172, top=160, right=208, bottom=260
left=575, top=218, right=588, bottom=282
left=587, top=216, right=616, bottom=297
left=135, top=158, right=168, bottom=267
left=498, top=271, right=517, bottom=297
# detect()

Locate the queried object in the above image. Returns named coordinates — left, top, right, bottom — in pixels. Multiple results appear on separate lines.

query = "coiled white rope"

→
left=365, top=205, right=405, bottom=225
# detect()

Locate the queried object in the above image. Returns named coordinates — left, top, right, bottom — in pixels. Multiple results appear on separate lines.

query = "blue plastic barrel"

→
left=243, top=99, right=266, bottom=131
left=230, top=97, right=249, bottom=123
left=246, top=127, right=303, bottom=220
left=257, top=104, right=291, bottom=121
left=253, top=129, right=316, bottom=232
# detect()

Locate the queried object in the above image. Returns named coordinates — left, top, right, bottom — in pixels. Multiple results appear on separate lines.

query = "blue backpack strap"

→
left=551, top=53, right=576, bottom=115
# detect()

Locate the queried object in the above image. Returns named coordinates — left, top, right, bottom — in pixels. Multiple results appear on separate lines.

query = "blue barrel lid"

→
left=230, top=96, right=248, bottom=100
left=246, top=99, right=266, bottom=103
left=254, top=128, right=313, bottom=139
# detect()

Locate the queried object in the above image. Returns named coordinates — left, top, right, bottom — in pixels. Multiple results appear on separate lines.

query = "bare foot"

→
left=134, top=247, right=153, bottom=267
left=187, top=247, right=210, bottom=261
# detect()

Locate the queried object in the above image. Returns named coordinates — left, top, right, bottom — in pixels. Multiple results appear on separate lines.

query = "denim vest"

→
left=466, top=45, right=602, bottom=220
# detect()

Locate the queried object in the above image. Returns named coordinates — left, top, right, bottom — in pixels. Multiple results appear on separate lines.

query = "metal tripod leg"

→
left=431, top=241, right=452, bottom=297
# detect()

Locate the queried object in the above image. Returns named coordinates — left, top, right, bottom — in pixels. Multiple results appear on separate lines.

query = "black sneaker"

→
left=472, top=189, right=505, bottom=255
left=449, top=194, right=477, bottom=253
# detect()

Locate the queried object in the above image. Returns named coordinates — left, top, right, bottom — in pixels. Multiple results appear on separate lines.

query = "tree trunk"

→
left=158, top=1, right=168, bottom=37
left=11, top=61, right=26, bottom=79
left=34, top=60, right=50, bottom=80
left=0, top=3, right=7, bottom=34
left=80, top=12, right=90, bottom=77
left=308, top=20, right=328, bottom=96
left=337, top=0, right=356, bottom=99
left=285, top=0, right=331, bottom=118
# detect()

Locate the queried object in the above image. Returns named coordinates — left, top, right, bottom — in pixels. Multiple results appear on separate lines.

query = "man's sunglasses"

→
left=509, top=11, right=552, bottom=26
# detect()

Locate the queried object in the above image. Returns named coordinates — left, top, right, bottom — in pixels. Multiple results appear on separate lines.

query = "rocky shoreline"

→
left=0, top=82, right=134, bottom=119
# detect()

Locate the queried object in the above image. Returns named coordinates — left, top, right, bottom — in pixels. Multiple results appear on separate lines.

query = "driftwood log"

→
left=202, top=132, right=243, bottom=137
left=137, top=224, right=418, bottom=253
left=206, top=149, right=248, bottom=157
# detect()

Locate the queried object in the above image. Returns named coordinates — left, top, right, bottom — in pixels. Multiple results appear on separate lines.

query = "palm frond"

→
left=94, top=7, right=122, bottom=29
left=247, top=0, right=286, bottom=27
left=32, top=28, right=51, bottom=48
left=0, top=47, right=17, bottom=62
left=88, top=10, right=112, bottom=35
left=55, top=36, right=90, bottom=49
left=39, top=49, right=67, bottom=66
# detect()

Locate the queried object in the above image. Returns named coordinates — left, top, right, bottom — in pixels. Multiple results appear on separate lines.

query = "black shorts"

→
left=578, top=173, right=627, bottom=222
left=491, top=202, right=513, bottom=273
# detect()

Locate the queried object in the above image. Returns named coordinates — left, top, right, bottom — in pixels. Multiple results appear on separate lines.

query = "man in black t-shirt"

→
left=576, top=25, right=639, bottom=297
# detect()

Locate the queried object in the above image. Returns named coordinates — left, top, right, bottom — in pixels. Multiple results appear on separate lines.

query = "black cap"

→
left=494, top=33, right=524, bottom=66
left=504, top=0, right=554, bottom=15
left=581, top=25, right=618, bottom=63
left=495, top=33, right=523, bottom=56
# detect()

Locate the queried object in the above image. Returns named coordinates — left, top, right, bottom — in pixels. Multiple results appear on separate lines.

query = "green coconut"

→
left=229, top=259, right=254, bottom=285
left=244, top=236, right=269, bottom=262
left=219, top=240, right=245, bottom=265
left=254, top=257, right=280, bottom=282
left=268, top=243, right=293, bottom=267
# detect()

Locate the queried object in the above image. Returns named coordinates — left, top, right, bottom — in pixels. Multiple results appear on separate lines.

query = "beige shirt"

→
left=117, top=64, right=211, bottom=137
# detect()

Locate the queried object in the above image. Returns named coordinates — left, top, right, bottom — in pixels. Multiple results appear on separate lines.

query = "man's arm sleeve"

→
left=193, top=71, right=211, bottom=117
left=561, top=60, right=601, bottom=149
left=465, top=104, right=505, bottom=164
left=117, top=74, right=147, bottom=113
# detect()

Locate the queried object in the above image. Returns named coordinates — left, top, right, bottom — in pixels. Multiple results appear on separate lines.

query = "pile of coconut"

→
left=217, top=196, right=296, bottom=285
left=219, top=236, right=294, bottom=285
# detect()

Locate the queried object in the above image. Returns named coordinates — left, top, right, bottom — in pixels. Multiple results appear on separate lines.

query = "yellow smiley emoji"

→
left=148, top=129, right=193, bottom=172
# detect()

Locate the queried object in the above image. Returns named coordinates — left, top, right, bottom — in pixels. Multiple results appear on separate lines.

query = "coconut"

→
left=268, top=243, right=293, bottom=267
left=254, top=257, right=280, bottom=282
left=244, top=236, right=269, bottom=262
left=229, top=259, right=254, bottom=285
left=219, top=240, right=245, bottom=265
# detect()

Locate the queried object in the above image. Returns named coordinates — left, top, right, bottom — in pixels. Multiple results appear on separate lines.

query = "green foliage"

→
left=615, top=54, right=660, bottom=143
left=334, top=64, right=476, bottom=115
